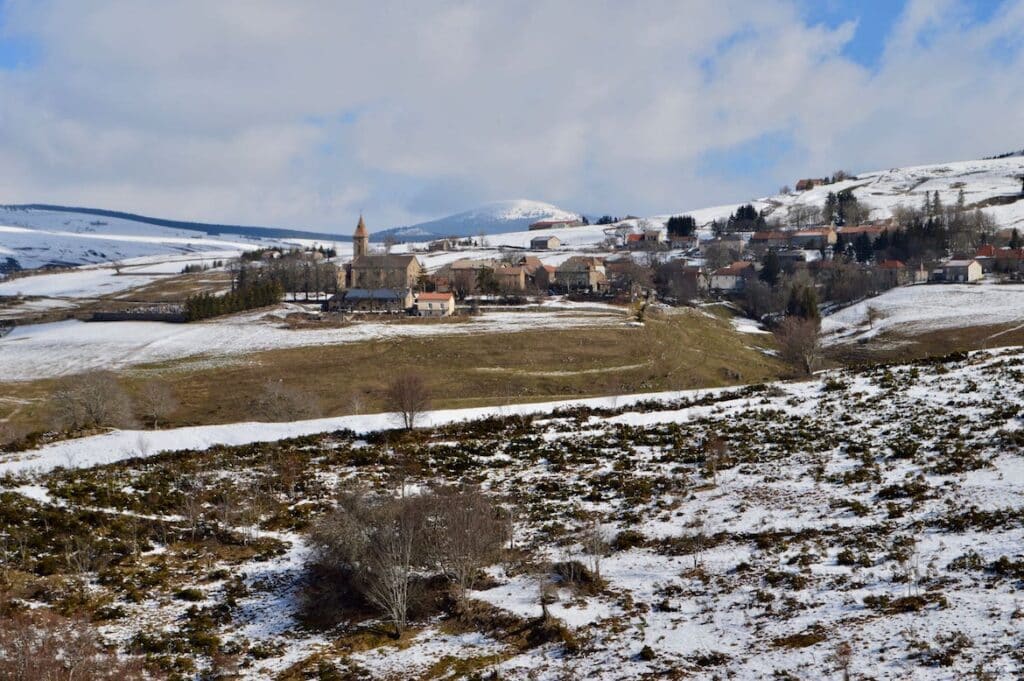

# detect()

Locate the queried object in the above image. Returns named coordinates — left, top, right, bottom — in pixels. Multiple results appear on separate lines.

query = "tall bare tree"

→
left=431, top=488, right=507, bottom=598
left=386, top=373, right=431, bottom=429
left=136, top=379, right=178, bottom=429
left=775, top=316, right=823, bottom=376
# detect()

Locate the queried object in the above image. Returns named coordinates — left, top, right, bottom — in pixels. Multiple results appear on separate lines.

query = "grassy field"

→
left=0, top=305, right=786, bottom=437
left=825, top=320, right=1024, bottom=366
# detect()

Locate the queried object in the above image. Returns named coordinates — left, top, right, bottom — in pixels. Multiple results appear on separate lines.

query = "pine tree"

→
left=760, top=251, right=781, bottom=287
left=1011, top=228, right=1022, bottom=250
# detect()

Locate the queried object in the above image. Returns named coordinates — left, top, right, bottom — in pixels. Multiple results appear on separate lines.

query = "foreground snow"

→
left=4, top=347, right=1024, bottom=679
left=0, top=385, right=726, bottom=476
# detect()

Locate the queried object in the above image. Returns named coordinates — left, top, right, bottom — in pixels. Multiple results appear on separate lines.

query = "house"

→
left=440, top=258, right=500, bottom=294
left=699, top=235, right=745, bottom=256
left=836, top=225, right=884, bottom=242
left=658, top=261, right=709, bottom=297
left=876, top=259, right=908, bottom=287
left=415, top=292, right=456, bottom=317
left=936, top=259, right=983, bottom=283
left=749, top=231, right=791, bottom=252
left=555, top=256, right=607, bottom=292
left=776, top=249, right=819, bottom=267
left=795, top=178, right=826, bottom=191
left=710, top=261, right=756, bottom=292
left=534, top=264, right=557, bottom=291
left=529, top=219, right=584, bottom=231
left=530, top=235, right=561, bottom=250
left=994, top=247, right=1024, bottom=273
left=494, top=265, right=527, bottom=291
left=791, top=227, right=836, bottom=250
left=669, top=234, right=698, bottom=250
left=325, top=288, right=413, bottom=313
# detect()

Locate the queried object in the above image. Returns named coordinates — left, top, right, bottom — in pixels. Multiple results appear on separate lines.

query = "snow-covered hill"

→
left=0, top=205, right=340, bottom=272
left=375, top=199, right=580, bottom=241
left=762, top=156, right=1024, bottom=228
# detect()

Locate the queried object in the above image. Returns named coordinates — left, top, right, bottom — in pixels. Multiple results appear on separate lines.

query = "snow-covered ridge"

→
left=376, top=199, right=580, bottom=241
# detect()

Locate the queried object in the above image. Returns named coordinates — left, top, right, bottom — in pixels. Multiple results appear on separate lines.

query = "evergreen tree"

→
left=1011, top=228, right=1022, bottom=250
left=759, top=251, right=781, bottom=287
left=666, top=215, right=697, bottom=237
left=853, top=233, right=873, bottom=263
left=786, top=282, right=820, bottom=323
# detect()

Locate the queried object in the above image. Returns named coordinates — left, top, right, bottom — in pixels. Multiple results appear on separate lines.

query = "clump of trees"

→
left=665, top=215, right=696, bottom=237
left=726, top=204, right=766, bottom=231
left=821, top=189, right=869, bottom=226
left=249, top=380, right=321, bottom=422
left=184, top=279, right=283, bottom=321
left=307, top=488, right=507, bottom=636
left=51, top=371, right=135, bottom=431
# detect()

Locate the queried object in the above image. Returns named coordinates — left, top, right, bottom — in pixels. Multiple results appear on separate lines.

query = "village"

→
left=251, top=180, right=1024, bottom=324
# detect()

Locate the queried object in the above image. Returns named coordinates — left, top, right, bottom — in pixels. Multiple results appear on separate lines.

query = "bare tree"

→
left=386, top=373, right=431, bottom=429
left=865, top=305, right=884, bottom=330
left=702, top=242, right=732, bottom=271
left=250, top=380, right=321, bottom=421
left=704, top=434, right=728, bottom=484
left=136, top=379, right=178, bottom=429
left=775, top=316, right=823, bottom=376
left=580, top=520, right=609, bottom=581
left=50, top=371, right=134, bottom=431
left=788, top=204, right=819, bottom=228
left=431, top=488, right=508, bottom=598
left=829, top=640, right=854, bottom=681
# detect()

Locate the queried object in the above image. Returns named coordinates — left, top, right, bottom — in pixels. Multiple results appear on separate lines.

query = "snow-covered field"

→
left=822, top=282, right=1024, bottom=345
left=0, top=302, right=625, bottom=381
left=3, top=347, right=1023, bottom=678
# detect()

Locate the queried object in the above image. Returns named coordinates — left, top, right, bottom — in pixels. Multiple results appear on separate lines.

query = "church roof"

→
left=350, top=254, right=420, bottom=269
left=354, top=215, right=368, bottom=238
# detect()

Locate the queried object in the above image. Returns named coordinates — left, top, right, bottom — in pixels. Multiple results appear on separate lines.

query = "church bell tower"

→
left=353, top=215, right=369, bottom=258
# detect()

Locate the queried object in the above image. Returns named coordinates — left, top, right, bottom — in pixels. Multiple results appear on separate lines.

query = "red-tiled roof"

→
left=751, top=231, right=788, bottom=241
left=878, top=259, right=906, bottom=269
left=417, top=292, right=454, bottom=301
left=714, top=261, right=754, bottom=275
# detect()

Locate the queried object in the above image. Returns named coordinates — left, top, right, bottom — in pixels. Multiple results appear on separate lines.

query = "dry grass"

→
left=826, top=320, right=1024, bottom=366
left=0, top=306, right=785, bottom=435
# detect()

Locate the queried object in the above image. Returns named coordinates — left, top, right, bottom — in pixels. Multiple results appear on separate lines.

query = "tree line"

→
left=184, top=279, right=283, bottom=321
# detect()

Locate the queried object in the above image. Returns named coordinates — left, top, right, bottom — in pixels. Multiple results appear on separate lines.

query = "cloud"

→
left=0, top=0, right=1022, bottom=231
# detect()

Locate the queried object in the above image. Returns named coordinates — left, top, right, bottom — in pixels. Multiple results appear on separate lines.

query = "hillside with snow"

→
left=2, top=348, right=1023, bottom=678
left=374, top=199, right=581, bottom=241
left=762, top=156, right=1024, bottom=228
left=0, top=205, right=343, bottom=272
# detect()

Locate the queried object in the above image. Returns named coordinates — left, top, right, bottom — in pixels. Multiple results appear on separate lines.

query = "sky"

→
left=1, top=0, right=1023, bottom=233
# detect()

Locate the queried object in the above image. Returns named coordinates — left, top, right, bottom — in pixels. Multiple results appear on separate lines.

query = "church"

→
left=343, top=216, right=423, bottom=290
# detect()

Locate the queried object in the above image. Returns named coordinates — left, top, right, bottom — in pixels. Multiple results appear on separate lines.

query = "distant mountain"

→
left=372, top=200, right=580, bottom=242
left=1, top=204, right=343, bottom=241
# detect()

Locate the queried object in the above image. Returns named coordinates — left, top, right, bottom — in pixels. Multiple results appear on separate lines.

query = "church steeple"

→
left=353, top=215, right=369, bottom=258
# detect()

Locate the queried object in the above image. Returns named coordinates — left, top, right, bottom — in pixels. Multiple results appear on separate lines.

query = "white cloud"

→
left=0, top=0, right=1022, bottom=231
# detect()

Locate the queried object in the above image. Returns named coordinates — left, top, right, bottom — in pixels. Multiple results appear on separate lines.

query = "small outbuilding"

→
left=530, top=235, right=561, bottom=250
